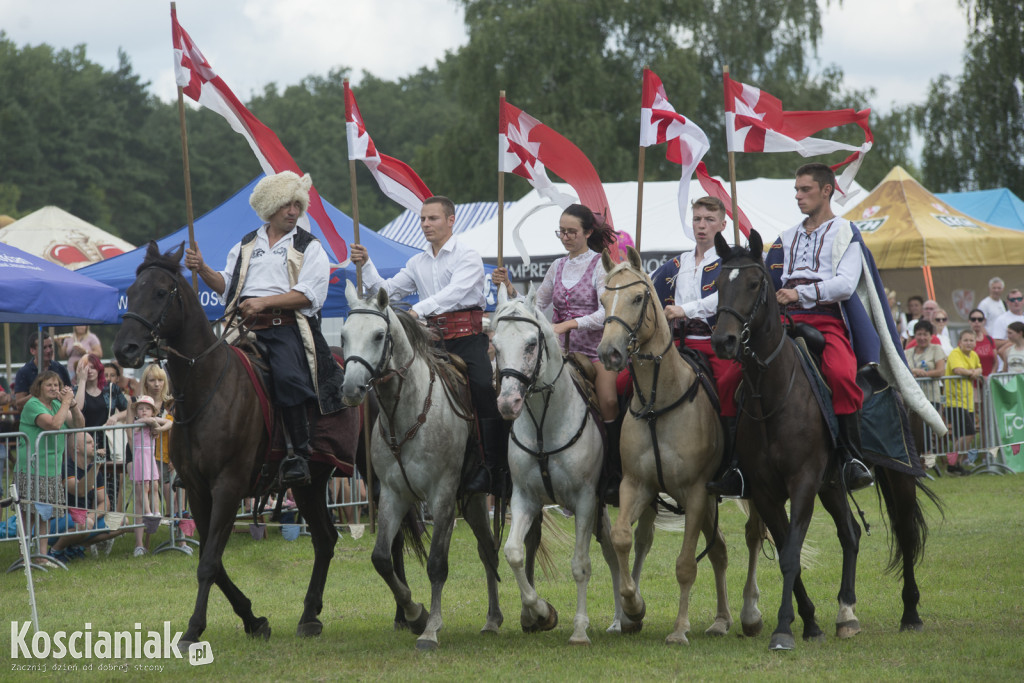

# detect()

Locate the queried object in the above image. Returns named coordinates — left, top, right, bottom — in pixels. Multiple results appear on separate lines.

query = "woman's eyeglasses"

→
left=554, top=230, right=580, bottom=238
left=934, top=317, right=948, bottom=322
left=969, top=316, right=985, bottom=322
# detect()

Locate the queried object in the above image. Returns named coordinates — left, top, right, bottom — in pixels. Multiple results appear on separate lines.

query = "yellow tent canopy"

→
left=846, top=167, right=1024, bottom=323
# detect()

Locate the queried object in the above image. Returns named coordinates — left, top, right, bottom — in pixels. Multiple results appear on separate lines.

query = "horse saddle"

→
left=675, top=345, right=721, bottom=414
left=857, top=364, right=921, bottom=473
left=437, top=351, right=474, bottom=417
left=787, top=320, right=826, bottom=358
left=565, top=352, right=603, bottom=417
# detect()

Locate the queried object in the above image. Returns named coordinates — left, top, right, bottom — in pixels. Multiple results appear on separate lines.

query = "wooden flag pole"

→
left=635, top=147, right=646, bottom=253
left=172, top=2, right=198, bottom=292
left=497, top=91, right=506, bottom=268
left=724, top=65, right=741, bottom=246
left=344, top=79, right=374, bottom=534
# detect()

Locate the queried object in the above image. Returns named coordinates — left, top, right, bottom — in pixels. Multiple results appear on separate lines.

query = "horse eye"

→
left=632, top=294, right=643, bottom=305
left=156, top=289, right=168, bottom=299
left=525, top=341, right=537, bottom=353
left=748, top=280, right=759, bottom=291
left=373, top=331, right=385, bottom=343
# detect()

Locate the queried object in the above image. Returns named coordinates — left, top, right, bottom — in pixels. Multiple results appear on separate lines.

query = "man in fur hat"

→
left=184, top=170, right=344, bottom=487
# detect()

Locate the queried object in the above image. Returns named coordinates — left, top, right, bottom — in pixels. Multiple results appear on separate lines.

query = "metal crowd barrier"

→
left=915, top=374, right=1019, bottom=476
left=2, top=421, right=371, bottom=569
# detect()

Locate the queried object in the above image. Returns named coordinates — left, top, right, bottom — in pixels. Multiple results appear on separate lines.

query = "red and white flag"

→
left=344, top=83, right=432, bottom=213
left=499, top=98, right=614, bottom=227
left=639, top=69, right=751, bottom=239
left=724, top=73, right=872, bottom=203
left=171, top=7, right=347, bottom=263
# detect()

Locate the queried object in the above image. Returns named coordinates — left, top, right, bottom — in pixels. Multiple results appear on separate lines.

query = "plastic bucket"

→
left=69, top=507, right=88, bottom=526
left=249, top=523, right=266, bottom=541
left=178, top=518, right=196, bottom=537
left=143, top=515, right=162, bottom=535
left=105, top=512, right=125, bottom=531
left=281, top=524, right=301, bottom=541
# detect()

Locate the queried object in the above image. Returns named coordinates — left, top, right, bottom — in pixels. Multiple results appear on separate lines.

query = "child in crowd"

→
left=1000, top=321, right=1024, bottom=373
left=129, top=395, right=171, bottom=556
left=945, top=329, right=983, bottom=474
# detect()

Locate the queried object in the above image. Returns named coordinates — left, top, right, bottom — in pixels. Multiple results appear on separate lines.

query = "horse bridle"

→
left=493, top=313, right=565, bottom=396
left=121, top=266, right=185, bottom=360
left=602, top=275, right=657, bottom=356
left=716, top=262, right=786, bottom=371
left=342, top=307, right=397, bottom=390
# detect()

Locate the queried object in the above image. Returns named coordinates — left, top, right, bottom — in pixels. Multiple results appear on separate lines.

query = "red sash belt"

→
left=427, top=309, right=484, bottom=340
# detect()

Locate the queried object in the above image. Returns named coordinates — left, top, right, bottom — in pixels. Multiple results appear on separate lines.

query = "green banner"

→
left=988, top=374, right=1024, bottom=473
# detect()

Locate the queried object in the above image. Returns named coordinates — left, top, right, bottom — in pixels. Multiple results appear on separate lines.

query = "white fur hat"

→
left=249, top=171, right=313, bottom=221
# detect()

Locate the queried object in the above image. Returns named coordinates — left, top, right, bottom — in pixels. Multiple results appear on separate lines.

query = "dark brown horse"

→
left=113, top=242, right=408, bottom=649
left=709, top=230, right=937, bottom=651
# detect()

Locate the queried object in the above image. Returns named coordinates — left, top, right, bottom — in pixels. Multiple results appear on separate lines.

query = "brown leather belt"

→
left=248, top=309, right=297, bottom=330
left=427, top=309, right=484, bottom=340
left=783, top=278, right=842, bottom=317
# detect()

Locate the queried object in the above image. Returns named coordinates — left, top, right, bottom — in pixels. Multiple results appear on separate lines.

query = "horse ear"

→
left=344, top=280, right=360, bottom=307
left=627, top=246, right=642, bottom=271
left=714, top=232, right=730, bottom=260
left=601, top=248, right=614, bottom=273
left=167, top=242, right=185, bottom=264
left=375, top=286, right=390, bottom=311
left=146, top=241, right=161, bottom=260
left=748, top=229, right=763, bottom=260
left=525, top=282, right=539, bottom=311
left=497, top=282, right=508, bottom=307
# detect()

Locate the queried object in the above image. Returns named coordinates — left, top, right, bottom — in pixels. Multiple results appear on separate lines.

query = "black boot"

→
left=280, top=404, right=312, bottom=488
left=838, top=412, right=874, bottom=491
left=706, top=416, right=747, bottom=499
left=465, top=418, right=510, bottom=496
left=600, top=417, right=623, bottom=506
left=171, top=474, right=186, bottom=490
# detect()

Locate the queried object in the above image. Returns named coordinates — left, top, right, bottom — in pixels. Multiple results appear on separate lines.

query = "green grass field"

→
left=2, top=473, right=1021, bottom=681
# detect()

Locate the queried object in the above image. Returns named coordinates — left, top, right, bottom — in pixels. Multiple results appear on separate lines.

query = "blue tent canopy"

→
left=78, top=178, right=421, bottom=319
left=935, top=188, right=1024, bottom=232
left=0, top=241, right=119, bottom=324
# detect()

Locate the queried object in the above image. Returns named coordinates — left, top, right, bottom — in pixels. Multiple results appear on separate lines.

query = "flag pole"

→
left=635, top=67, right=648, bottom=253
left=173, top=3, right=198, bottom=292
left=343, top=79, right=374, bottom=535
left=497, top=91, right=506, bottom=268
left=724, top=65, right=741, bottom=246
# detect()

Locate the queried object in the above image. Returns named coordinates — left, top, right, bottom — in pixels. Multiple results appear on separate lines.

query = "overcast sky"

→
left=2, top=0, right=967, bottom=120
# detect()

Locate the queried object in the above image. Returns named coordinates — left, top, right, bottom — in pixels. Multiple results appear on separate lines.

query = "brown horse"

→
left=113, top=242, right=410, bottom=649
left=597, top=246, right=765, bottom=645
left=709, top=230, right=938, bottom=651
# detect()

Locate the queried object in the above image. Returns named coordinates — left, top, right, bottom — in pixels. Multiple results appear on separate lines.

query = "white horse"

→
left=339, top=282, right=502, bottom=651
left=491, top=288, right=647, bottom=645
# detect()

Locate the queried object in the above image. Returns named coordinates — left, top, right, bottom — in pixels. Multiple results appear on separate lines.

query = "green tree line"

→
left=0, top=0, right=1017, bottom=248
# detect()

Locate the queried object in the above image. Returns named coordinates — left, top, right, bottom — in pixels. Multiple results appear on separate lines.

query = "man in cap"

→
left=350, top=196, right=509, bottom=496
left=185, top=171, right=344, bottom=487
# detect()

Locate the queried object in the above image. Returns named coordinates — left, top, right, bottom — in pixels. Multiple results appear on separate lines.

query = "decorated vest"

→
left=225, top=228, right=344, bottom=415
left=551, top=253, right=603, bottom=359
left=650, top=255, right=722, bottom=328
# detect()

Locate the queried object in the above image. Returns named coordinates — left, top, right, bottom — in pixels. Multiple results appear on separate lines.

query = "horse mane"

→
left=392, top=307, right=449, bottom=369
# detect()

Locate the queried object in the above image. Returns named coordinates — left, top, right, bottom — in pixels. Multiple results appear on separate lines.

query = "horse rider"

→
left=349, top=195, right=509, bottom=497
left=649, top=196, right=745, bottom=497
left=184, top=171, right=345, bottom=488
left=763, top=162, right=874, bottom=493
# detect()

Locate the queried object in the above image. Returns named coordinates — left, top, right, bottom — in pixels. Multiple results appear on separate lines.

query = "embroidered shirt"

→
left=673, top=249, right=720, bottom=323
left=779, top=217, right=862, bottom=308
left=219, top=225, right=329, bottom=317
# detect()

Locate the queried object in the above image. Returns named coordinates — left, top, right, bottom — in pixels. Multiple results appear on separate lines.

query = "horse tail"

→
left=874, top=468, right=943, bottom=577
left=401, top=509, right=429, bottom=566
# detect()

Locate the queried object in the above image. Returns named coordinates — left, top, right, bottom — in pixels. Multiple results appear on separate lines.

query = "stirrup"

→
left=279, top=454, right=311, bottom=488
left=843, top=459, right=874, bottom=492
left=464, top=464, right=491, bottom=495
left=706, top=468, right=747, bottom=499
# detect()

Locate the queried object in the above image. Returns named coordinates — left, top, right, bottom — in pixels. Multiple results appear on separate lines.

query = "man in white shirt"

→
left=976, top=277, right=1006, bottom=326
left=649, top=196, right=744, bottom=496
left=186, top=171, right=342, bottom=487
left=351, top=196, right=508, bottom=496
left=991, top=288, right=1024, bottom=353
left=767, top=163, right=873, bottom=491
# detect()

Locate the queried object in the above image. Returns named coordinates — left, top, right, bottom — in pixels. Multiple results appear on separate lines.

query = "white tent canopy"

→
left=0, top=206, right=134, bottom=270
left=458, top=177, right=865, bottom=270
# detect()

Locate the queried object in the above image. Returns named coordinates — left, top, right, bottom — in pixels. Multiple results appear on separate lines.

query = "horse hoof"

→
left=805, top=631, right=827, bottom=643
left=247, top=617, right=271, bottom=641
left=415, top=637, right=438, bottom=651
left=522, top=604, right=558, bottom=633
left=568, top=634, right=591, bottom=646
left=606, top=619, right=621, bottom=634
left=665, top=632, right=690, bottom=646
left=900, top=621, right=924, bottom=633
left=296, top=620, right=323, bottom=638
left=176, top=640, right=194, bottom=655
left=619, top=618, right=643, bottom=635
left=394, top=619, right=410, bottom=632
left=624, top=598, right=646, bottom=624
left=836, top=620, right=861, bottom=639
left=742, top=619, right=764, bottom=638
left=408, top=604, right=428, bottom=636
left=769, top=633, right=795, bottom=651
left=704, top=618, right=731, bottom=637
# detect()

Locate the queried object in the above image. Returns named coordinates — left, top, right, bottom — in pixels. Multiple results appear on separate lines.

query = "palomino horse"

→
left=597, top=247, right=764, bottom=645
left=339, top=282, right=502, bottom=651
left=491, top=287, right=633, bottom=644
left=113, top=243, right=385, bottom=648
left=710, top=230, right=936, bottom=650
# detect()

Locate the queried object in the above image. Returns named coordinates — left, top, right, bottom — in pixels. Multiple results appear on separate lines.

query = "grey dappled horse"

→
left=491, top=287, right=634, bottom=644
left=339, top=282, right=502, bottom=651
